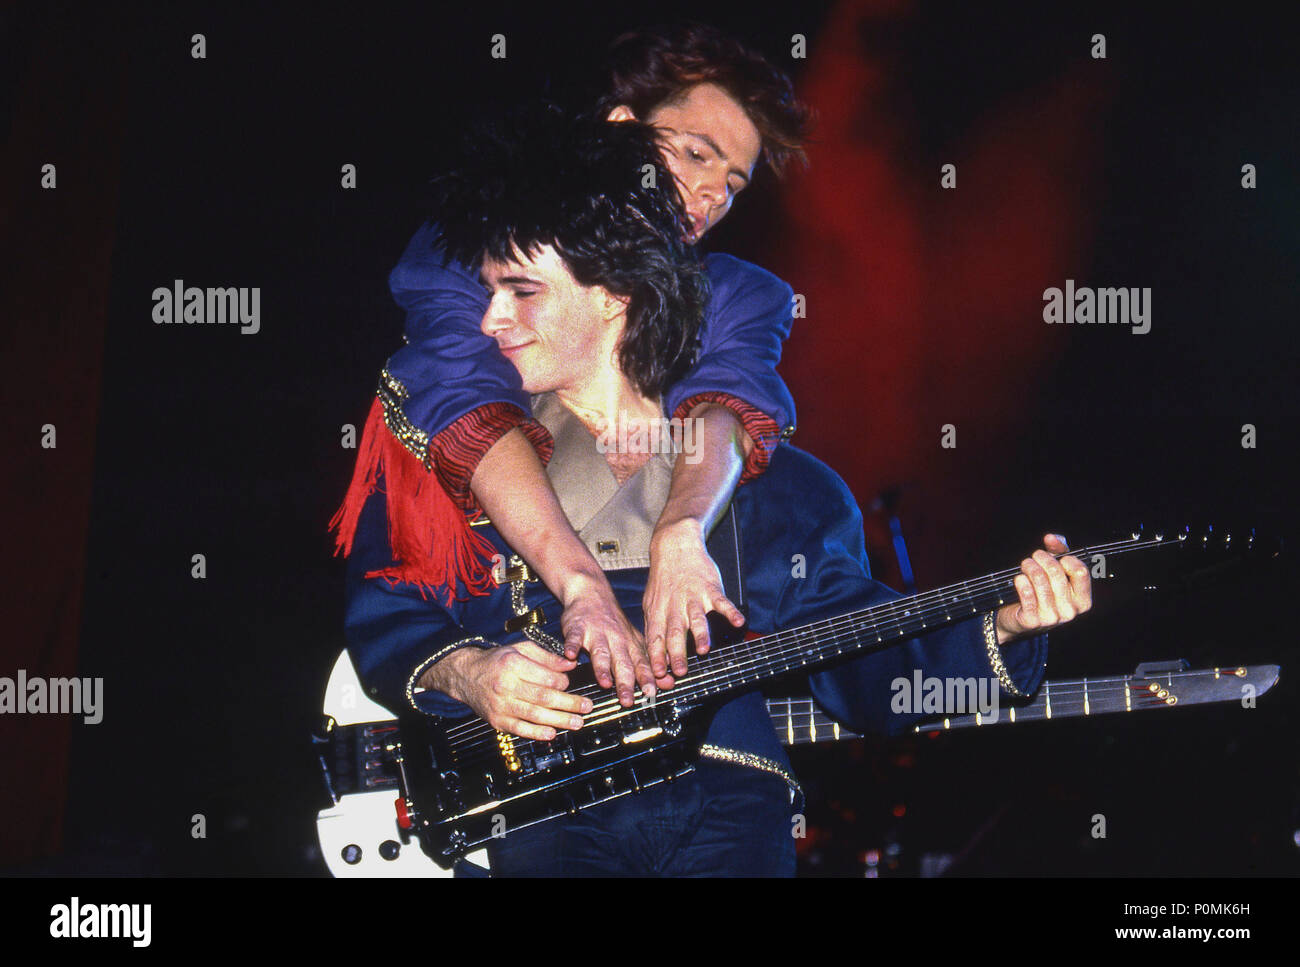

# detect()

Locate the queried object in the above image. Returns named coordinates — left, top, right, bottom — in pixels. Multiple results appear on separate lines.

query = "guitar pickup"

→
left=621, top=726, right=664, bottom=745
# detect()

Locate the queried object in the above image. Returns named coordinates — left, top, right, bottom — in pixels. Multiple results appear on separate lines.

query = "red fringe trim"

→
left=329, top=397, right=497, bottom=606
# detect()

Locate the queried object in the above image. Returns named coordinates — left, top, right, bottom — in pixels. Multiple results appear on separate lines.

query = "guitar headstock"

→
left=1101, top=522, right=1283, bottom=591
left=1126, top=523, right=1280, bottom=555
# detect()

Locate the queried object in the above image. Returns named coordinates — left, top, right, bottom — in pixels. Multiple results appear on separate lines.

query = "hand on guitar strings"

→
left=995, top=533, right=1093, bottom=642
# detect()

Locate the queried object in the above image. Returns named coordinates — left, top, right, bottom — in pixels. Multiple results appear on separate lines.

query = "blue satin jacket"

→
left=383, top=221, right=798, bottom=441
left=343, top=441, right=1049, bottom=780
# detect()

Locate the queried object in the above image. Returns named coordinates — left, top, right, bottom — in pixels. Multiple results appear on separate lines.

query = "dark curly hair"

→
left=595, top=22, right=814, bottom=177
left=433, top=104, right=709, bottom=399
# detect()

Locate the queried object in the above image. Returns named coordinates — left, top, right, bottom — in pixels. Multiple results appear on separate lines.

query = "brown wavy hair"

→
left=595, top=21, right=814, bottom=177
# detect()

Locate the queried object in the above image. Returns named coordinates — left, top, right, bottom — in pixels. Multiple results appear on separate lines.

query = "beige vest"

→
left=530, top=392, right=676, bottom=571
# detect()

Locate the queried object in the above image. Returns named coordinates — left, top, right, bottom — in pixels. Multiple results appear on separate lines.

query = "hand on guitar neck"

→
left=422, top=532, right=1093, bottom=743
left=994, top=534, right=1093, bottom=644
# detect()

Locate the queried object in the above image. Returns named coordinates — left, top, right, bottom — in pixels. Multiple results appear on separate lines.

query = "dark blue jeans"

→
left=481, top=762, right=796, bottom=876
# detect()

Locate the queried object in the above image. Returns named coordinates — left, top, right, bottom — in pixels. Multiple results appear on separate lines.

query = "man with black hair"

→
left=335, top=107, right=1091, bottom=875
left=352, top=24, right=817, bottom=713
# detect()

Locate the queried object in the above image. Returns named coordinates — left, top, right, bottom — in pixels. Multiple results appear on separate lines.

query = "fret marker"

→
left=974, top=712, right=982, bottom=726
left=1008, top=706, right=1015, bottom=722
left=1124, top=681, right=1131, bottom=711
left=810, top=717, right=817, bottom=743
left=1083, top=678, right=1090, bottom=716
left=833, top=722, right=840, bottom=741
left=1044, top=682, right=1052, bottom=719
left=942, top=717, right=950, bottom=729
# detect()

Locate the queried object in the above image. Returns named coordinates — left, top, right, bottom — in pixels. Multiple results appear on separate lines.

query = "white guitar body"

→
left=316, top=650, right=489, bottom=877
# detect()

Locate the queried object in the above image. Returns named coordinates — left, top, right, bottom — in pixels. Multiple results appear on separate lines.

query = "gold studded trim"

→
left=378, top=369, right=431, bottom=468
left=698, top=744, right=802, bottom=803
left=503, top=553, right=565, bottom=656
left=406, top=636, right=493, bottom=712
left=983, top=611, right=1027, bottom=697
left=503, top=608, right=545, bottom=633
left=524, top=624, right=566, bottom=656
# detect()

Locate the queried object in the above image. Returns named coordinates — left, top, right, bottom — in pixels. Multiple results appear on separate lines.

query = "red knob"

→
left=394, top=797, right=414, bottom=829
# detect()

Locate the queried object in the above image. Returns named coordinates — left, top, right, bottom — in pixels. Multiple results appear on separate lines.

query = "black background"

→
left=2, top=1, right=1297, bottom=876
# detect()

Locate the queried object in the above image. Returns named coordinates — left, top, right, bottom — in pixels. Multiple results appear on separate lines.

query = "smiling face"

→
left=610, top=82, right=763, bottom=242
left=478, top=244, right=627, bottom=395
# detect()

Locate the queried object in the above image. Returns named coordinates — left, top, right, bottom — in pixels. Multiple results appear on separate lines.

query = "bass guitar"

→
left=314, top=525, right=1275, bottom=872
left=314, top=651, right=1279, bottom=875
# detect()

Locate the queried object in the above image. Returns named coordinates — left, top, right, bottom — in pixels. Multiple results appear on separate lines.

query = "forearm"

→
left=469, top=426, right=612, bottom=605
left=654, top=403, right=752, bottom=541
left=416, top=644, right=478, bottom=696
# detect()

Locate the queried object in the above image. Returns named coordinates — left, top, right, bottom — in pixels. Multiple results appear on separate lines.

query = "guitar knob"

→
left=341, top=844, right=362, bottom=865
left=379, top=840, right=401, bottom=861
left=394, top=797, right=415, bottom=830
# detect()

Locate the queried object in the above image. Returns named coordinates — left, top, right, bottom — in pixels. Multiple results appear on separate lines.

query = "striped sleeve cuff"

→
left=426, top=402, right=556, bottom=514
left=671, top=392, right=782, bottom=483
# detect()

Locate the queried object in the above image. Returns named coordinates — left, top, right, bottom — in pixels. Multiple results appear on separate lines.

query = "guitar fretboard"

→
left=647, top=536, right=1178, bottom=716
left=766, top=664, right=1275, bottom=744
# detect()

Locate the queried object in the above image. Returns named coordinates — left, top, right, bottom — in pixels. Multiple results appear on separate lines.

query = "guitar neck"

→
left=767, top=664, right=1279, bottom=744
left=669, top=535, right=1175, bottom=711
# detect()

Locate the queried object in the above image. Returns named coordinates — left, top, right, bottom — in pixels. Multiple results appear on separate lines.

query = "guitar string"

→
left=441, top=536, right=1161, bottom=749
left=444, top=557, right=1175, bottom=770
left=441, top=535, right=1167, bottom=755
left=770, top=679, right=1208, bottom=724
left=447, top=535, right=1196, bottom=753
left=563, top=534, right=1221, bottom=731
left=769, top=668, right=1250, bottom=737
left=446, top=664, right=1244, bottom=774
left=445, top=679, right=1211, bottom=772
left=448, top=527, right=1247, bottom=752
left=566, top=676, right=1194, bottom=741
left=763, top=667, right=1241, bottom=710
left=448, top=676, right=1207, bottom=772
